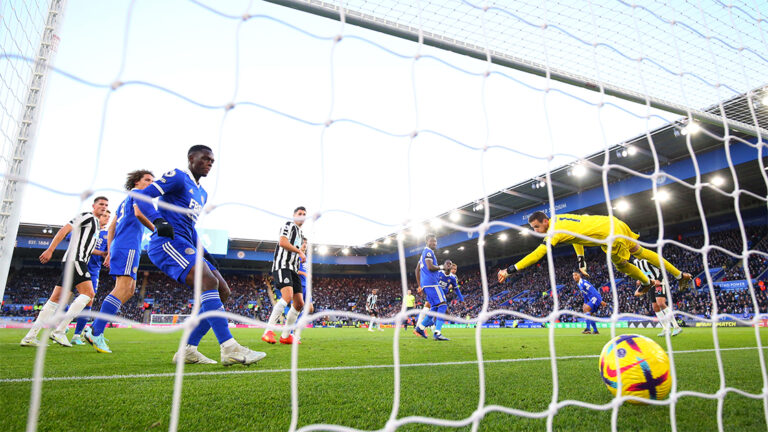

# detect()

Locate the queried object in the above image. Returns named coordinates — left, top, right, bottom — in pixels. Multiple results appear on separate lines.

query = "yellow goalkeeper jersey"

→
left=514, top=214, right=639, bottom=270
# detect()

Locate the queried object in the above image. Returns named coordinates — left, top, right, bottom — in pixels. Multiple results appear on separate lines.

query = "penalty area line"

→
left=0, top=346, right=762, bottom=384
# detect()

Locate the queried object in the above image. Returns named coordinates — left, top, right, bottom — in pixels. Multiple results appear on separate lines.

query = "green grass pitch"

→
left=1, top=327, right=767, bottom=431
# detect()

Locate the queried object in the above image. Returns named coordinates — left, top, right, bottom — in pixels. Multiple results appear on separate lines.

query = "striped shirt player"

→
left=21, top=196, right=109, bottom=348
left=366, top=291, right=378, bottom=316
left=631, top=257, right=682, bottom=336
left=263, top=207, right=307, bottom=345
left=632, top=257, right=666, bottom=298
left=61, top=212, right=101, bottom=287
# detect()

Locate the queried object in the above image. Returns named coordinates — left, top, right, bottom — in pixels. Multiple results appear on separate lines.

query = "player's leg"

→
left=431, top=288, right=450, bottom=341
left=263, top=270, right=291, bottom=343
left=178, top=267, right=230, bottom=364
left=629, top=244, right=692, bottom=289
left=51, top=277, right=95, bottom=347
left=656, top=287, right=681, bottom=336
left=21, top=285, right=64, bottom=346
left=281, top=282, right=304, bottom=344
left=582, top=303, right=594, bottom=334
left=413, top=297, right=431, bottom=339
left=73, top=273, right=99, bottom=344
left=416, top=301, right=430, bottom=331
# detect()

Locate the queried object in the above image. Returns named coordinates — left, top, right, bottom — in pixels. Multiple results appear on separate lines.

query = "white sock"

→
left=655, top=311, right=668, bottom=330
left=282, top=306, right=300, bottom=338
left=663, top=307, right=680, bottom=329
left=26, top=300, right=58, bottom=339
left=55, top=294, right=91, bottom=334
left=265, top=298, right=288, bottom=334
left=416, top=306, right=428, bottom=329
left=220, top=338, right=237, bottom=349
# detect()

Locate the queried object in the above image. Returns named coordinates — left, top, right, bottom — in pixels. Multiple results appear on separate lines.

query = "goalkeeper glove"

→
left=153, top=218, right=174, bottom=239
left=203, top=250, right=219, bottom=269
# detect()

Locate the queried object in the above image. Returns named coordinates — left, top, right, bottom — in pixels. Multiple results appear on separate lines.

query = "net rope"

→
left=0, top=1, right=767, bottom=431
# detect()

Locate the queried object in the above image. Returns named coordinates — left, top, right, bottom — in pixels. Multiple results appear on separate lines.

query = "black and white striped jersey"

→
left=632, top=257, right=663, bottom=282
left=366, top=293, right=378, bottom=311
left=62, top=212, right=99, bottom=264
left=271, top=221, right=303, bottom=272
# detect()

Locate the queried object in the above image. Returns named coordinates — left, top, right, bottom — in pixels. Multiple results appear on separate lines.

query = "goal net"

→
left=2, top=0, right=768, bottom=431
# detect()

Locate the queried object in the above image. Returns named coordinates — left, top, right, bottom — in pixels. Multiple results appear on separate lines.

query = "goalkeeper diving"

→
left=497, top=212, right=692, bottom=292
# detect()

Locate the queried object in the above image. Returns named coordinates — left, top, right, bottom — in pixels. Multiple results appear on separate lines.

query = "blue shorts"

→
left=147, top=238, right=215, bottom=286
left=109, top=248, right=140, bottom=280
left=585, top=297, right=602, bottom=312
left=423, top=286, right=446, bottom=306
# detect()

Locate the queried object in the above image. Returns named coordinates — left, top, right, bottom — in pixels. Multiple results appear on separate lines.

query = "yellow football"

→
left=599, top=334, right=671, bottom=403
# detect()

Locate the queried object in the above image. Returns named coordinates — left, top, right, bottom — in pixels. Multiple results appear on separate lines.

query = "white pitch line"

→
left=0, top=346, right=763, bottom=384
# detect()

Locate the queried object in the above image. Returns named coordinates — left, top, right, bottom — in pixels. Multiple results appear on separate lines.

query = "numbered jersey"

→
left=145, top=168, right=207, bottom=244
left=437, top=271, right=457, bottom=292
left=577, top=278, right=602, bottom=304
left=419, top=247, right=439, bottom=287
left=111, top=191, right=145, bottom=251
left=87, top=229, right=109, bottom=274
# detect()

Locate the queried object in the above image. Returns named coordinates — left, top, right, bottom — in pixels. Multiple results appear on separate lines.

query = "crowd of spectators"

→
left=3, top=225, right=767, bottom=324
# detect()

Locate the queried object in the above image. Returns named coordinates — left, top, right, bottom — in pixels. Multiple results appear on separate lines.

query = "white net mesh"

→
left=1, top=0, right=768, bottom=431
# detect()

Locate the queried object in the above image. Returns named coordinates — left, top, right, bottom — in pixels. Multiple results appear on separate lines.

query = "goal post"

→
left=0, top=0, right=66, bottom=302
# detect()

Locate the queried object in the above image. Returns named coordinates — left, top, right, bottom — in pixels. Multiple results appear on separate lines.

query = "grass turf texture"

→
left=1, top=327, right=766, bottom=431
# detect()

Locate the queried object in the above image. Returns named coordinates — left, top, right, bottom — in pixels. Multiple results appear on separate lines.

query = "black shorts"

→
left=273, top=269, right=302, bottom=292
left=57, top=261, right=92, bottom=288
left=368, top=308, right=379, bottom=317
left=647, top=280, right=668, bottom=303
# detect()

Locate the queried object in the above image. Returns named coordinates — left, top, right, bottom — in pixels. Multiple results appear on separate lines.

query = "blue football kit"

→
left=109, top=191, right=145, bottom=280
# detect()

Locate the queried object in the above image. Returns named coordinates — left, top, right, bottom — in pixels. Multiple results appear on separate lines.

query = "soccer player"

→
left=403, top=289, right=416, bottom=331
left=414, top=234, right=450, bottom=341
left=498, top=212, right=692, bottom=293
left=262, top=206, right=306, bottom=345
left=83, top=170, right=157, bottom=353
left=21, top=196, right=109, bottom=347
left=71, top=209, right=111, bottom=345
left=632, top=257, right=682, bottom=337
left=296, top=238, right=314, bottom=316
left=445, top=263, right=465, bottom=303
left=572, top=272, right=607, bottom=335
left=366, top=289, right=382, bottom=332
left=129, top=145, right=264, bottom=365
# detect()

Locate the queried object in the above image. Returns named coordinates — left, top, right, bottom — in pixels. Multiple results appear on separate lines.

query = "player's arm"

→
left=497, top=244, right=548, bottom=282
left=573, top=244, right=588, bottom=276
left=414, top=262, right=421, bottom=293
left=104, top=216, right=117, bottom=267
left=133, top=204, right=155, bottom=231
left=40, top=223, right=72, bottom=263
left=424, top=257, right=443, bottom=272
left=135, top=170, right=180, bottom=238
left=91, top=248, right=108, bottom=257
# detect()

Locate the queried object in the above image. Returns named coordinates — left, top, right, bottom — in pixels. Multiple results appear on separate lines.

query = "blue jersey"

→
left=298, top=261, right=307, bottom=287
left=111, top=192, right=145, bottom=251
left=419, top=247, right=440, bottom=287
left=136, top=168, right=207, bottom=245
left=437, top=272, right=457, bottom=292
left=87, top=229, right=108, bottom=275
left=578, top=278, right=602, bottom=304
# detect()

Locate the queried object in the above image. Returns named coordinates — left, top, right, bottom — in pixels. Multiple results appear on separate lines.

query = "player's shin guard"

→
left=26, top=300, right=58, bottom=339
left=200, top=289, right=233, bottom=344
left=434, top=304, right=447, bottom=333
left=55, top=294, right=92, bottom=333
left=92, top=294, right=122, bottom=337
left=635, top=248, right=683, bottom=279
left=615, top=261, right=650, bottom=285
left=265, top=298, right=288, bottom=334
left=662, top=307, right=680, bottom=329
left=282, top=306, right=300, bottom=338
left=417, top=306, right=429, bottom=329
left=188, top=317, right=212, bottom=346
left=74, top=306, right=91, bottom=335
left=655, top=310, right=669, bottom=330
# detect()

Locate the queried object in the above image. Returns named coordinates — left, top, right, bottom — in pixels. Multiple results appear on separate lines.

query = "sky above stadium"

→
left=18, top=0, right=681, bottom=248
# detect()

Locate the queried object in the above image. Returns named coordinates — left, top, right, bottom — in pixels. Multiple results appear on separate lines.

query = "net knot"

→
left=110, top=80, right=122, bottom=90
